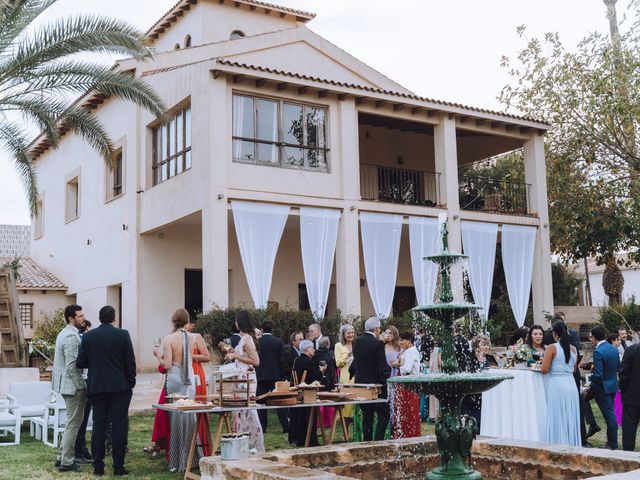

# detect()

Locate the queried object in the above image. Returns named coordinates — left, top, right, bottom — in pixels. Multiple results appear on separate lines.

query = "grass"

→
left=0, top=403, right=637, bottom=480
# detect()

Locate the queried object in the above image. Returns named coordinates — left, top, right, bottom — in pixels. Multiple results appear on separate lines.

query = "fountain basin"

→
left=413, top=303, right=480, bottom=323
left=388, top=372, right=513, bottom=398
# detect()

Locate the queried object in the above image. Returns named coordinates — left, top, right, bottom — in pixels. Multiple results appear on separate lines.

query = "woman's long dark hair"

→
left=526, top=325, right=545, bottom=349
left=552, top=321, right=571, bottom=363
left=235, top=310, right=259, bottom=352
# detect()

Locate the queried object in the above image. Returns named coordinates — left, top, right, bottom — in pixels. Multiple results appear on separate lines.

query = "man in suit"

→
left=308, top=323, right=322, bottom=350
left=256, top=321, right=288, bottom=433
left=349, top=316, right=391, bottom=441
left=52, top=304, right=87, bottom=473
left=585, top=325, right=620, bottom=449
left=619, top=341, right=640, bottom=450
left=77, top=306, right=136, bottom=476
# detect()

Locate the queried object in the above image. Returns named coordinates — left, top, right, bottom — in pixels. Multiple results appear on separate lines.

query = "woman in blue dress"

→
left=541, top=321, right=581, bottom=446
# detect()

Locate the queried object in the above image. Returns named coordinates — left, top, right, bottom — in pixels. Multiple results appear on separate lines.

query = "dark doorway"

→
left=392, top=286, right=416, bottom=316
left=185, top=269, right=203, bottom=320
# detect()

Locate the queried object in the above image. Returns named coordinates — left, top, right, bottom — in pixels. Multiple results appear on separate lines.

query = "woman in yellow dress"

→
left=334, top=324, right=356, bottom=420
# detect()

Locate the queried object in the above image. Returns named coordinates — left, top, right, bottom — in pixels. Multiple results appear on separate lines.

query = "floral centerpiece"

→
left=510, top=339, right=532, bottom=367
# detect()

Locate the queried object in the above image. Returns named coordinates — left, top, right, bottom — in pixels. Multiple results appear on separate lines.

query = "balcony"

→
left=458, top=175, right=530, bottom=215
left=360, top=164, right=440, bottom=207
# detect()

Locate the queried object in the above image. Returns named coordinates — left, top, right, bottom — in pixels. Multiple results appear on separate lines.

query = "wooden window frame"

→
left=19, top=303, right=33, bottom=329
left=152, top=106, right=192, bottom=185
left=232, top=92, right=330, bottom=172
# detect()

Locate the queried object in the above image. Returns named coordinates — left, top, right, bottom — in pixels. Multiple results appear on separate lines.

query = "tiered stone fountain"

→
left=388, top=215, right=512, bottom=480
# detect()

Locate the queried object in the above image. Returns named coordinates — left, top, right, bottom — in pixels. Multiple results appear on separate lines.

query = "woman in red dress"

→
left=145, top=365, right=170, bottom=458
left=187, top=322, right=211, bottom=456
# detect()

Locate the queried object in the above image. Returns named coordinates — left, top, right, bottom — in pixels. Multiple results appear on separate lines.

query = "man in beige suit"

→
left=52, top=305, right=87, bottom=473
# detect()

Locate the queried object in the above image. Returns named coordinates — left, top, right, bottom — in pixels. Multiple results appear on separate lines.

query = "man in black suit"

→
left=349, top=316, right=391, bottom=441
left=256, top=321, right=288, bottom=433
left=619, top=342, right=640, bottom=450
left=77, top=306, right=136, bottom=476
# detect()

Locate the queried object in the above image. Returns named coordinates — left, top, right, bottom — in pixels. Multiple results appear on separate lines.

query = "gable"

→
left=221, top=40, right=382, bottom=89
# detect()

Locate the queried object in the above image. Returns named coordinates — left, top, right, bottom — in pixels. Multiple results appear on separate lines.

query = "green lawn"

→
left=0, top=404, right=637, bottom=480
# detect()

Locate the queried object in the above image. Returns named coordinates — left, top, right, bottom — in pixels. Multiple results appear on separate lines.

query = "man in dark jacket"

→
left=619, top=342, right=640, bottom=450
left=349, top=316, right=391, bottom=441
left=256, top=321, right=288, bottom=433
left=77, top=306, right=136, bottom=476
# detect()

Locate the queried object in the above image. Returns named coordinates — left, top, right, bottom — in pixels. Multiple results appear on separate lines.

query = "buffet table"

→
left=480, top=368, right=547, bottom=442
left=154, top=399, right=387, bottom=480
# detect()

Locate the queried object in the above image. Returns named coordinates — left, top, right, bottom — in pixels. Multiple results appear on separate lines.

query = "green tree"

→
left=551, top=263, right=583, bottom=306
left=1, top=0, right=166, bottom=214
left=499, top=6, right=640, bottom=305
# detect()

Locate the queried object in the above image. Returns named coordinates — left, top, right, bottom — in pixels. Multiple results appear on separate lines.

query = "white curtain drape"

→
left=360, top=212, right=402, bottom=318
left=501, top=225, right=537, bottom=327
left=461, top=221, right=498, bottom=322
left=409, top=217, right=439, bottom=306
left=231, top=201, right=290, bottom=309
left=300, top=208, right=340, bottom=319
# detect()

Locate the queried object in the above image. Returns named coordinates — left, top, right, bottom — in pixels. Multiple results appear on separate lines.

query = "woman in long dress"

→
left=153, top=309, right=200, bottom=473
left=541, top=321, right=581, bottom=446
left=334, top=325, right=356, bottom=421
left=393, top=331, right=422, bottom=439
left=186, top=321, right=211, bottom=456
left=224, top=311, right=265, bottom=452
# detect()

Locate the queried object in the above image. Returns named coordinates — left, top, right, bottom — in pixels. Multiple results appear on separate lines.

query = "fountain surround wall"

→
left=388, top=216, right=512, bottom=480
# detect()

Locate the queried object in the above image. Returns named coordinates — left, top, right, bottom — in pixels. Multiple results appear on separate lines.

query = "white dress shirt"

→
left=400, top=345, right=421, bottom=376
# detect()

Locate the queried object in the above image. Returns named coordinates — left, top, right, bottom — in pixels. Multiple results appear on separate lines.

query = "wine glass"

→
left=319, top=360, right=327, bottom=368
left=153, top=337, right=162, bottom=348
left=532, top=351, right=541, bottom=362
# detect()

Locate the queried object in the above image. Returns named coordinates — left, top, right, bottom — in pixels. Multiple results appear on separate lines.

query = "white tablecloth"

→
left=480, top=368, right=547, bottom=442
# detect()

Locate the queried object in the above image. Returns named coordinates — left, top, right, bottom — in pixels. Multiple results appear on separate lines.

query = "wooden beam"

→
left=519, top=127, right=533, bottom=134
left=393, top=104, right=404, bottom=112
left=318, top=90, right=329, bottom=98
left=458, top=116, right=470, bottom=123
left=277, top=82, right=288, bottom=91
left=491, top=121, right=503, bottom=129
left=448, top=113, right=456, bottom=120
left=219, top=0, right=224, bottom=4
left=337, top=93, right=349, bottom=101
left=427, top=110, right=438, bottom=117
left=505, top=124, right=517, bottom=132
left=255, top=78, right=266, bottom=88
left=250, top=5, right=256, bottom=11
left=356, top=97, right=367, bottom=105
left=264, top=8, right=271, bottom=14
left=233, top=75, right=244, bottom=84
left=234, top=1, right=240, bottom=7
left=411, top=107, right=423, bottom=115
left=298, top=86, right=308, bottom=95
left=476, top=119, right=488, bottom=126
left=212, top=70, right=221, bottom=79
left=375, top=100, right=386, bottom=109
left=280, top=12, right=286, bottom=17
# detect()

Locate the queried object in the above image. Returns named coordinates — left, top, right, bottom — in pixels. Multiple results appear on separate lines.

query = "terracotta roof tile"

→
left=0, top=256, right=66, bottom=290
left=215, top=59, right=550, bottom=127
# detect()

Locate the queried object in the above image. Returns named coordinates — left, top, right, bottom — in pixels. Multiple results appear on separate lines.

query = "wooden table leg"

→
left=339, top=407, right=350, bottom=442
left=304, top=407, right=315, bottom=447
left=329, top=406, right=341, bottom=444
left=184, top=412, right=202, bottom=480
left=319, top=407, right=328, bottom=445
left=223, top=413, right=232, bottom=434
left=211, top=412, right=227, bottom=454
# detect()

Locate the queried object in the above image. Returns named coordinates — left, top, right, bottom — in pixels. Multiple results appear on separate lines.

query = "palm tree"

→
left=0, top=0, right=166, bottom=215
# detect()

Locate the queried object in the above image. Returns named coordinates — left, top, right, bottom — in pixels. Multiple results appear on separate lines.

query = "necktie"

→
left=622, top=341, right=627, bottom=351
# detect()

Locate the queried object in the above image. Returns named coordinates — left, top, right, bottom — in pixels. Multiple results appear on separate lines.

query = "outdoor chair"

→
left=7, top=381, right=51, bottom=425
left=41, top=392, right=93, bottom=448
left=0, top=398, right=21, bottom=446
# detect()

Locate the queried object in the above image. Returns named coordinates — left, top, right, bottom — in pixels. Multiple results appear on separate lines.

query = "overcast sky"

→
left=0, top=0, right=631, bottom=225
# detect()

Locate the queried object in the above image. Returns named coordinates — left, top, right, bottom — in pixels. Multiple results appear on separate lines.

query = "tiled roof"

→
left=145, top=0, right=314, bottom=41
left=0, top=224, right=30, bottom=256
left=0, top=256, right=67, bottom=290
left=215, top=59, right=550, bottom=127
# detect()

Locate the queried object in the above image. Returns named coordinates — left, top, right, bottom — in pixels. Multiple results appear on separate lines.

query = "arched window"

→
left=229, top=30, right=246, bottom=40
left=184, top=34, right=192, bottom=48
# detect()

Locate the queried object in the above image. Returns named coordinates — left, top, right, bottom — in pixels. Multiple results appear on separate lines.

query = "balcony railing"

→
left=458, top=175, right=530, bottom=215
left=360, top=164, right=440, bottom=207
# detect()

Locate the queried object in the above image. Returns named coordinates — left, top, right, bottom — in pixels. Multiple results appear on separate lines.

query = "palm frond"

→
left=0, top=120, right=38, bottom=214
left=59, top=106, right=114, bottom=165
left=0, top=1, right=57, bottom=53
left=0, top=96, right=67, bottom=145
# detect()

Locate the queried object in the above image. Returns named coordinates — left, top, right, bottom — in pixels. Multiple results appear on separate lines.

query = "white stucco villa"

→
left=29, top=0, right=553, bottom=369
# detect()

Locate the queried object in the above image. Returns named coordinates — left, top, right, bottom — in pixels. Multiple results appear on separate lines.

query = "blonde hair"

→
left=385, top=325, right=400, bottom=350
left=171, top=308, right=190, bottom=330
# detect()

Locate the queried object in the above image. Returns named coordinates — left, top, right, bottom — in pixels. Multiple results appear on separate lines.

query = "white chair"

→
left=7, top=381, right=51, bottom=425
left=43, top=392, right=67, bottom=448
left=0, top=399, right=21, bottom=446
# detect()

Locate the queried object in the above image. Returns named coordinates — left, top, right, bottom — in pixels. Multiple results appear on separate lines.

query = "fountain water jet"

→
left=388, top=214, right=512, bottom=480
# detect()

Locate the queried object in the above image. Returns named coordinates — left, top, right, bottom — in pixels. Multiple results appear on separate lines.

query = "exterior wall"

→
left=584, top=269, right=640, bottom=307
left=153, top=1, right=297, bottom=53
left=19, top=290, right=70, bottom=339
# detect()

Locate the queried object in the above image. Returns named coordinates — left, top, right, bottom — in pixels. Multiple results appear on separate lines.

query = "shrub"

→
left=599, top=296, right=640, bottom=334
left=32, top=308, right=66, bottom=345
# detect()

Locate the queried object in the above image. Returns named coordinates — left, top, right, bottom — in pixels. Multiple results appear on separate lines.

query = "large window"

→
left=153, top=106, right=191, bottom=185
left=19, top=303, right=33, bottom=329
left=65, top=176, right=79, bottom=222
left=232, top=94, right=329, bottom=170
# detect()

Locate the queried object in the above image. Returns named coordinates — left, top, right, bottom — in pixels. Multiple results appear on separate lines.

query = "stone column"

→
left=202, top=200, right=229, bottom=311
left=338, top=99, right=360, bottom=201
left=335, top=208, right=361, bottom=317
left=434, top=115, right=461, bottom=251
left=524, top=135, right=554, bottom=326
